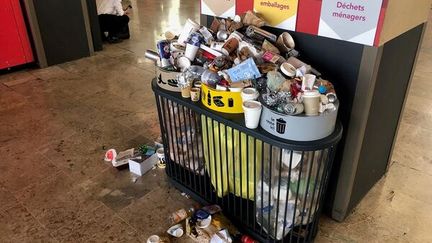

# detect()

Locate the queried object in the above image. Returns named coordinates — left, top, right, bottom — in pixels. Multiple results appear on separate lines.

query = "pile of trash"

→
left=146, top=11, right=338, bottom=119
left=104, top=143, right=166, bottom=176
left=147, top=204, right=258, bottom=243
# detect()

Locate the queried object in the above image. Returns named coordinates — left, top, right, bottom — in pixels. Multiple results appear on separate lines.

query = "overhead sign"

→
left=253, top=0, right=299, bottom=30
left=317, top=0, right=384, bottom=45
left=201, top=0, right=236, bottom=18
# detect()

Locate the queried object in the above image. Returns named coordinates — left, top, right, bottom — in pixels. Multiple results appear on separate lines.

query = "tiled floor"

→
left=0, top=1, right=431, bottom=242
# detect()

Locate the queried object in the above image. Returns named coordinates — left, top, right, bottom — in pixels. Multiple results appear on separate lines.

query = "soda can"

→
left=241, top=235, right=256, bottom=243
left=157, top=40, right=172, bottom=68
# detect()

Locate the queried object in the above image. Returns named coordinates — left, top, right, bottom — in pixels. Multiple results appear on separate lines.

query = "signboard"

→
left=200, top=0, right=387, bottom=46
left=201, top=0, right=236, bottom=18
left=253, top=0, right=299, bottom=30
left=317, top=0, right=384, bottom=45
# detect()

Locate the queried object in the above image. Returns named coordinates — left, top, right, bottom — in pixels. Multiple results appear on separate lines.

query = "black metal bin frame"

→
left=152, top=79, right=342, bottom=242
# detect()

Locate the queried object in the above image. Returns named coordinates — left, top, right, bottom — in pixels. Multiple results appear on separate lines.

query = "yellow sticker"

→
left=254, top=0, right=299, bottom=29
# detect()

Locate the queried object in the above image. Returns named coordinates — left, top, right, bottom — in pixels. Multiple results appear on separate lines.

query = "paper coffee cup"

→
left=181, top=86, right=191, bottom=98
left=303, top=91, right=321, bottom=116
left=185, top=44, right=199, bottom=61
left=190, top=87, right=201, bottom=102
left=178, top=19, right=200, bottom=45
left=277, top=32, right=295, bottom=53
left=241, top=88, right=259, bottom=102
left=243, top=101, right=262, bottom=129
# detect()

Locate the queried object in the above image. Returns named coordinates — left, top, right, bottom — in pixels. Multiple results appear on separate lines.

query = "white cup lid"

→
left=303, top=90, right=320, bottom=97
left=280, top=62, right=297, bottom=77
left=177, top=56, right=191, bottom=71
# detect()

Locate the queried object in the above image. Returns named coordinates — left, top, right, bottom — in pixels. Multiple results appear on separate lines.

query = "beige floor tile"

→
left=16, top=172, right=101, bottom=231
left=118, top=184, right=194, bottom=240
left=51, top=203, right=142, bottom=243
left=0, top=205, right=58, bottom=243
left=0, top=70, right=38, bottom=87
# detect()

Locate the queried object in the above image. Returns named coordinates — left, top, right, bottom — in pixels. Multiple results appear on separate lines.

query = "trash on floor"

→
left=129, top=153, right=158, bottom=176
left=104, top=148, right=138, bottom=168
left=151, top=204, right=258, bottom=243
left=167, top=224, right=184, bottom=238
left=103, top=143, right=166, bottom=175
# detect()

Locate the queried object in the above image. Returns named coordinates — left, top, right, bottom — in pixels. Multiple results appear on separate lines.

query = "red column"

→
left=0, top=0, right=34, bottom=69
left=296, top=0, right=322, bottom=35
left=236, top=0, right=254, bottom=15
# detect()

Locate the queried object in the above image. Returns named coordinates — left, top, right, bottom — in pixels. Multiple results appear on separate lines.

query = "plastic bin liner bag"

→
left=201, top=115, right=262, bottom=200
left=163, top=100, right=204, bottom=175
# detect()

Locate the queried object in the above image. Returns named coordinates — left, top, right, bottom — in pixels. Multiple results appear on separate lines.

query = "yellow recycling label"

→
left=254, top=0, right=299, bottom=30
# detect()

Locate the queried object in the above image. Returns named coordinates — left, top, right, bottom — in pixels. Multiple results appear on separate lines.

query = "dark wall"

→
left=33, top=0, right=90, bottom=65
left=348, top=24, right=424, bottom=212
left=86, top=0, right=103, bottom=51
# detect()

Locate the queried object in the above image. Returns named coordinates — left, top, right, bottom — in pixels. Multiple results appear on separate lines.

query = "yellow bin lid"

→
left=201, top=84, right=244, bottom=114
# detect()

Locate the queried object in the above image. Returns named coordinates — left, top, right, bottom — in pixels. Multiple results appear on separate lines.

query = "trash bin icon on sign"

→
left=276, top=118, right=286, bottom=134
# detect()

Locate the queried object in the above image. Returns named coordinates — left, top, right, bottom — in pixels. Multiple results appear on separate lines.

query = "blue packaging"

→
left=188, top=32, right=204, bottom=47
left=226, top=58, right=261, bottom=82
left=157, top=40, right=172, bottom=67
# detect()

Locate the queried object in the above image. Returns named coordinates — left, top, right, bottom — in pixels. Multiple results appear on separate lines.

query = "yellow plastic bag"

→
left=201, top=116, right=262, bottom=200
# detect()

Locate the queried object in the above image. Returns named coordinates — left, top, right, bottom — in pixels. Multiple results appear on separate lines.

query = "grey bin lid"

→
left=259, top=101, right=339, bottom=142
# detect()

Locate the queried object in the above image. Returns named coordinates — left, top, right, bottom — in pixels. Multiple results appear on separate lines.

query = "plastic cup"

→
left=303, top=91, right=321, bottom=116
left=185, top=44, right=199, bottom=61
left=242, top=100, right=262, bottom=129
left=302, top=74, right=316, bottom=91
left=190, top=87, right=201, bottom=102
left=241, top=88, right=259, bottom=102
left=178, top=19, right=200, bottom=45
left=181, top=86, right=191, bottom=98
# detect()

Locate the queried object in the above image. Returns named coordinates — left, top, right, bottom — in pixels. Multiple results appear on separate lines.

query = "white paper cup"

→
left=303, top=91, right=321, bottom=116
left=178, top=19, right=200, bottom=45
left=241, top=88, right=259, bottom=102
left=185, top=43, right=199, bottom=61
left=243, top=100, right=262, bottom=129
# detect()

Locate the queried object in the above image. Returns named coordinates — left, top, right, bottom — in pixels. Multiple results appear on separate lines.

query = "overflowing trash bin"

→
left=153, top=81, right=342, bottom=242
left=149, top=12, right=343, bottom=242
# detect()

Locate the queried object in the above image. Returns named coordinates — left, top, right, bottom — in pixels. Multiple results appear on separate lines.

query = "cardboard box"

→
left=128, top=153, right=158, bottom=176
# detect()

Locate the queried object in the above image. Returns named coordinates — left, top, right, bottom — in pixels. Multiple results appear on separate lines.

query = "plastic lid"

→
left=280, top=62, right=297, bottom=77
left=303, top=90, right=320, bottom=97
left=177, top=56, right=191, bottom=71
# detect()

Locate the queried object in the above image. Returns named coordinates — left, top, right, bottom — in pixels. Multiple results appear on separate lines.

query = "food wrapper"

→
left=242, top=10, right=265, bottom=27
left=257, top=63, right=278, bottom=74
left=262, top=51, right=286, bottom=65
left=226, top=58, right=261, bottom=82
left=262, top=39, right=280, bottom=54
left=228, top=21, right=243, bottom=33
